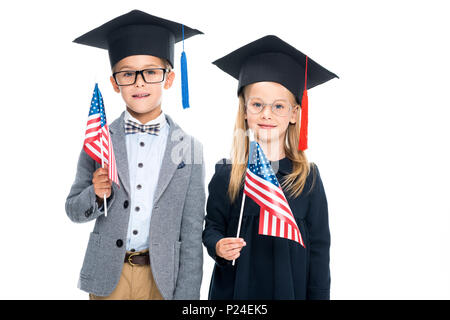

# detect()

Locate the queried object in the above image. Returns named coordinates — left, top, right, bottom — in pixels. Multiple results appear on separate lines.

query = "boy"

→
left=65, top=10, right=205, bottom=300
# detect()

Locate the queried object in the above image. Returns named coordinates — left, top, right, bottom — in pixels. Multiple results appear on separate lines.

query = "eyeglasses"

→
left=112, top=68, right=168, bottom=86
left=245, top=97, right=295, bottom=117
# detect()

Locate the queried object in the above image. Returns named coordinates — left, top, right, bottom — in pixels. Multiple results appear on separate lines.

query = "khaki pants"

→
left=89, top=250, right=163, bottom=300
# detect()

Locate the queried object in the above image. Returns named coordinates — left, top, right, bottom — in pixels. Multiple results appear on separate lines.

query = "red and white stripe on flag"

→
left=244, top=169, right=305, bottom=247
left=83, top=114, right=119, bottom=186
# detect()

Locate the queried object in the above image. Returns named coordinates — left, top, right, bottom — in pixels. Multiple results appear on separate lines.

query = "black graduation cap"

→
left=73, top=9, right=203, bottom=109
left=73, top=9, right=203, bottom=69
left=212, top=35, right=338, bottom=151
left=212, top=35, right=338, bottom=103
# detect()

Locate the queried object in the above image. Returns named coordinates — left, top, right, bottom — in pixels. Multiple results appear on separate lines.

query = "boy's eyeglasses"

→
left=113, top=68, right=168, bottom=86
left=245, top=97, right=295, bottom=117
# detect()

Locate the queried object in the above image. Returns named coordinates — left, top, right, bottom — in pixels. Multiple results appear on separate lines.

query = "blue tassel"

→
left=180, top=24, right=190, bottom=109
left=181, top=51, right=190, bottom=109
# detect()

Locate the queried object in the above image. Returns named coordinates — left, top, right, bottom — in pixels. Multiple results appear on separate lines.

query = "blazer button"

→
left=116, top=239, right=123, bottom=248
left=123, top=200, right=129, bottom=209
left=177, top=161, right=185, bottom=169
left=84, top=207, right=93, bottom=217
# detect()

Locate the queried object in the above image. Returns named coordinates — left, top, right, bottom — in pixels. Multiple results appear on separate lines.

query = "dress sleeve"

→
left=306, top=163, right=331, bottom=300
left=202, top=160, right=233, bottom=266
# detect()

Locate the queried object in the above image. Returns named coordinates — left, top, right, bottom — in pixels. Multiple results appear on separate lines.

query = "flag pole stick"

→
left=102, top=158, right=108, bottom=218
left=232, top=129, right=254, bottom=266
left=232, top=193, right=246, bottom=266
left=95, top=82, right=107, bottom=218
left=101, top=140, right=108, bottom=218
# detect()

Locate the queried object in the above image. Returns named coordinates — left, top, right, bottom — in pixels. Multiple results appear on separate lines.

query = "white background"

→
left=0, top=0, right=449, bottom=299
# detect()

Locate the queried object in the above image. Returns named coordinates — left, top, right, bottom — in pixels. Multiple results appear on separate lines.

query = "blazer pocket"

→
left=80, top=232, right=101, bottom=279
left=173, top=241, right=182, bottom=287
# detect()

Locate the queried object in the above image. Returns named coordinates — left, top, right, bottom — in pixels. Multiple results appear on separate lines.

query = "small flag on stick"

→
left=83, top=83, right=119, bottom=216
left=233, top=133, right=305, bottom=265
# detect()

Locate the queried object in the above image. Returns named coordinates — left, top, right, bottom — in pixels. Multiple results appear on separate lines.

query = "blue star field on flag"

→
left=88, top=83, right=107, bottom=127
left=248, top=141, right=279, bottom=187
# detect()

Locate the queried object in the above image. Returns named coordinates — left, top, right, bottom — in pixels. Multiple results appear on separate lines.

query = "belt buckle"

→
left=127, top=252, right=140, bottom=266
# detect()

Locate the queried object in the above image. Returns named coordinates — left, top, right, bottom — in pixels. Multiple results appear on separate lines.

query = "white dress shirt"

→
left=124, top=110, right=169, bottom=252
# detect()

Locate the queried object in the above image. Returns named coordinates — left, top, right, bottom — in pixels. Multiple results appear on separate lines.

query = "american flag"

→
left=244, top=141, right=304, bottom=247
left=83, top=83, right=119, bottom=186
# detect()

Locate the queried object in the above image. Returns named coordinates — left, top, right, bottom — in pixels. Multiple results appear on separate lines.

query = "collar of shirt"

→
left=124, top=109, right=167, bottom=130
left=270, top=157, right=292, bottom=175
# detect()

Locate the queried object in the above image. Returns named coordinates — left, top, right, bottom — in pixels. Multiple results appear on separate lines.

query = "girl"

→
left=202, top=35, right=338, bottom=299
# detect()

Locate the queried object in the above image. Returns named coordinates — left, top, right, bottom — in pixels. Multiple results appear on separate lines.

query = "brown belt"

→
left=124, top=251, right=150, bottom=266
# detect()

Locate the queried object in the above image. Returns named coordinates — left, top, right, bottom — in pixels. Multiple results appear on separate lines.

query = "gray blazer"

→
left=65, top=112, right=205, bottom=299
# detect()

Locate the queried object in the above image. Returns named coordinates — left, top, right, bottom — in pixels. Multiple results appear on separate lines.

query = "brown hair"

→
left=111, top=56, right=172, bottom=73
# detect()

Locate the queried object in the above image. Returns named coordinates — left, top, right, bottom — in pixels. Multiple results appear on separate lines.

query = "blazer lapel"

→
left=109, top=112, right=130, bottom=195
left=153, top=114, right=185, bottom=205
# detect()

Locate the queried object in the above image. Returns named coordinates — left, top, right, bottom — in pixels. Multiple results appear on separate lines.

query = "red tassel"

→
left=298, top=56, right=308, bottom=151
left=298, top=88, right=308, bottom=151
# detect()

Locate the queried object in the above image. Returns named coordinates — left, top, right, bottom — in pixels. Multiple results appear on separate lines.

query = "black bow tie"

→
left=124, top=119, right=160, bottom=135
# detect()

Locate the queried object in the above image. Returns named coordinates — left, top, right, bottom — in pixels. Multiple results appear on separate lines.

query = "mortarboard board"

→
left=73, top=9, right=203, bottom=69
left=73, top=10, right=203, bottom=109
left=212, top=35, right=338, bottom=151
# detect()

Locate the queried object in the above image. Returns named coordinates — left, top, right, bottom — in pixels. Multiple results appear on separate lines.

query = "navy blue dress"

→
left=202, top=157, right=330, bottom=300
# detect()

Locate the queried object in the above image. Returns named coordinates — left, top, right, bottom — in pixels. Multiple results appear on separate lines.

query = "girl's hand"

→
left=216, top=237, right=246, bottom=261
left=92, top=167, right=112, bottom=201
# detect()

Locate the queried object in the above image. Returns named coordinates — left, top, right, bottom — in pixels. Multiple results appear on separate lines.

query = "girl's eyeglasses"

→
left=245, top=97, right=295, bottom=117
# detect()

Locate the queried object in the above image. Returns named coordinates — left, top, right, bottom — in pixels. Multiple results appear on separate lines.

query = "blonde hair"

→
left=228, top=92, right=313, bottom=203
